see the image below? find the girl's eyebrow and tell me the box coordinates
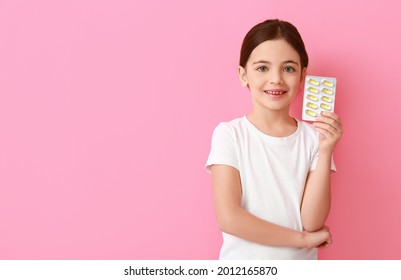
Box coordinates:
[252,60,299,65]
[283,60,299,65]
[252,60,271,65]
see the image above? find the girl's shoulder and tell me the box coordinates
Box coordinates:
[297,119,315,133]
[211,116,249,143]
[217,116,246,127]
[213,116,247,133]
[297,119,320,144]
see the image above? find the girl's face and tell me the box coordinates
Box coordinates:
[239,39,306,114]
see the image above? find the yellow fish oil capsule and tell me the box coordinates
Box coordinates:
[305,110,317,117]
[307,94,318,102]
[320,103,332,111]
[323,80,334,87]
[321,96,333,103]
[322,88,334,95]
[306,102,318,109]
[307,87,319,94]
[308,78,320,86]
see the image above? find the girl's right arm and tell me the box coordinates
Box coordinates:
[211,164,331,249]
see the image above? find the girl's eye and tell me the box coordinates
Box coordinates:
[283,66,295,73]
[257,66,268,72]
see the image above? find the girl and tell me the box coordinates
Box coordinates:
[206,19,342,259]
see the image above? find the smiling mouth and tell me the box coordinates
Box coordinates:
[264,90,287,95]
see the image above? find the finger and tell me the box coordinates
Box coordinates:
[320,111,342,124]
[314,121,342,138]
[317,242,331,249]
[327,234,332,245]
[315,127,342,144]
[315,112,342,130]
[314,115,343,134]
[314,127,332,141]
[313,123,339,138]
[327,232,333,245]
[315,115,342,132]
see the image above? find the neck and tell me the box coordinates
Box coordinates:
[246,108,297,137]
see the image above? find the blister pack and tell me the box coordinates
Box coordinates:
[302,75,336,121]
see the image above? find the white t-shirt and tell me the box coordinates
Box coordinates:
[206,116,335,260]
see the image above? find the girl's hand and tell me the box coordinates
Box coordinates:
[313,111,343,154]
[302,226,332,249]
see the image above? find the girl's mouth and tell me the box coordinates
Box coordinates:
[264,90,287,96]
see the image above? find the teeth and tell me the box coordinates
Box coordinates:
[267,91,284,95]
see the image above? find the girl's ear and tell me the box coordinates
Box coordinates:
[297,68,307,96]
[300,67,307,86]
[238,66,248,87]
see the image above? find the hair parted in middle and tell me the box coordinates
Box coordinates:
[239,19,309,69]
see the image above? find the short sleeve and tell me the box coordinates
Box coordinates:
[205,123,239,173]
[309,126,337,172]
[310,152,337,172]
[308,128,336,172]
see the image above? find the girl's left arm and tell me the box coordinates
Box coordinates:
[301,111,343,232]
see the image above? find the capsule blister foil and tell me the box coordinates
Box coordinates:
[302,75,336,121]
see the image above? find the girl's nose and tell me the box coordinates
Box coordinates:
[269,70,283,84]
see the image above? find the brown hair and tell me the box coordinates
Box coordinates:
[239,19,308,69]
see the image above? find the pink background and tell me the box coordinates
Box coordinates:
[1,0,401,259]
